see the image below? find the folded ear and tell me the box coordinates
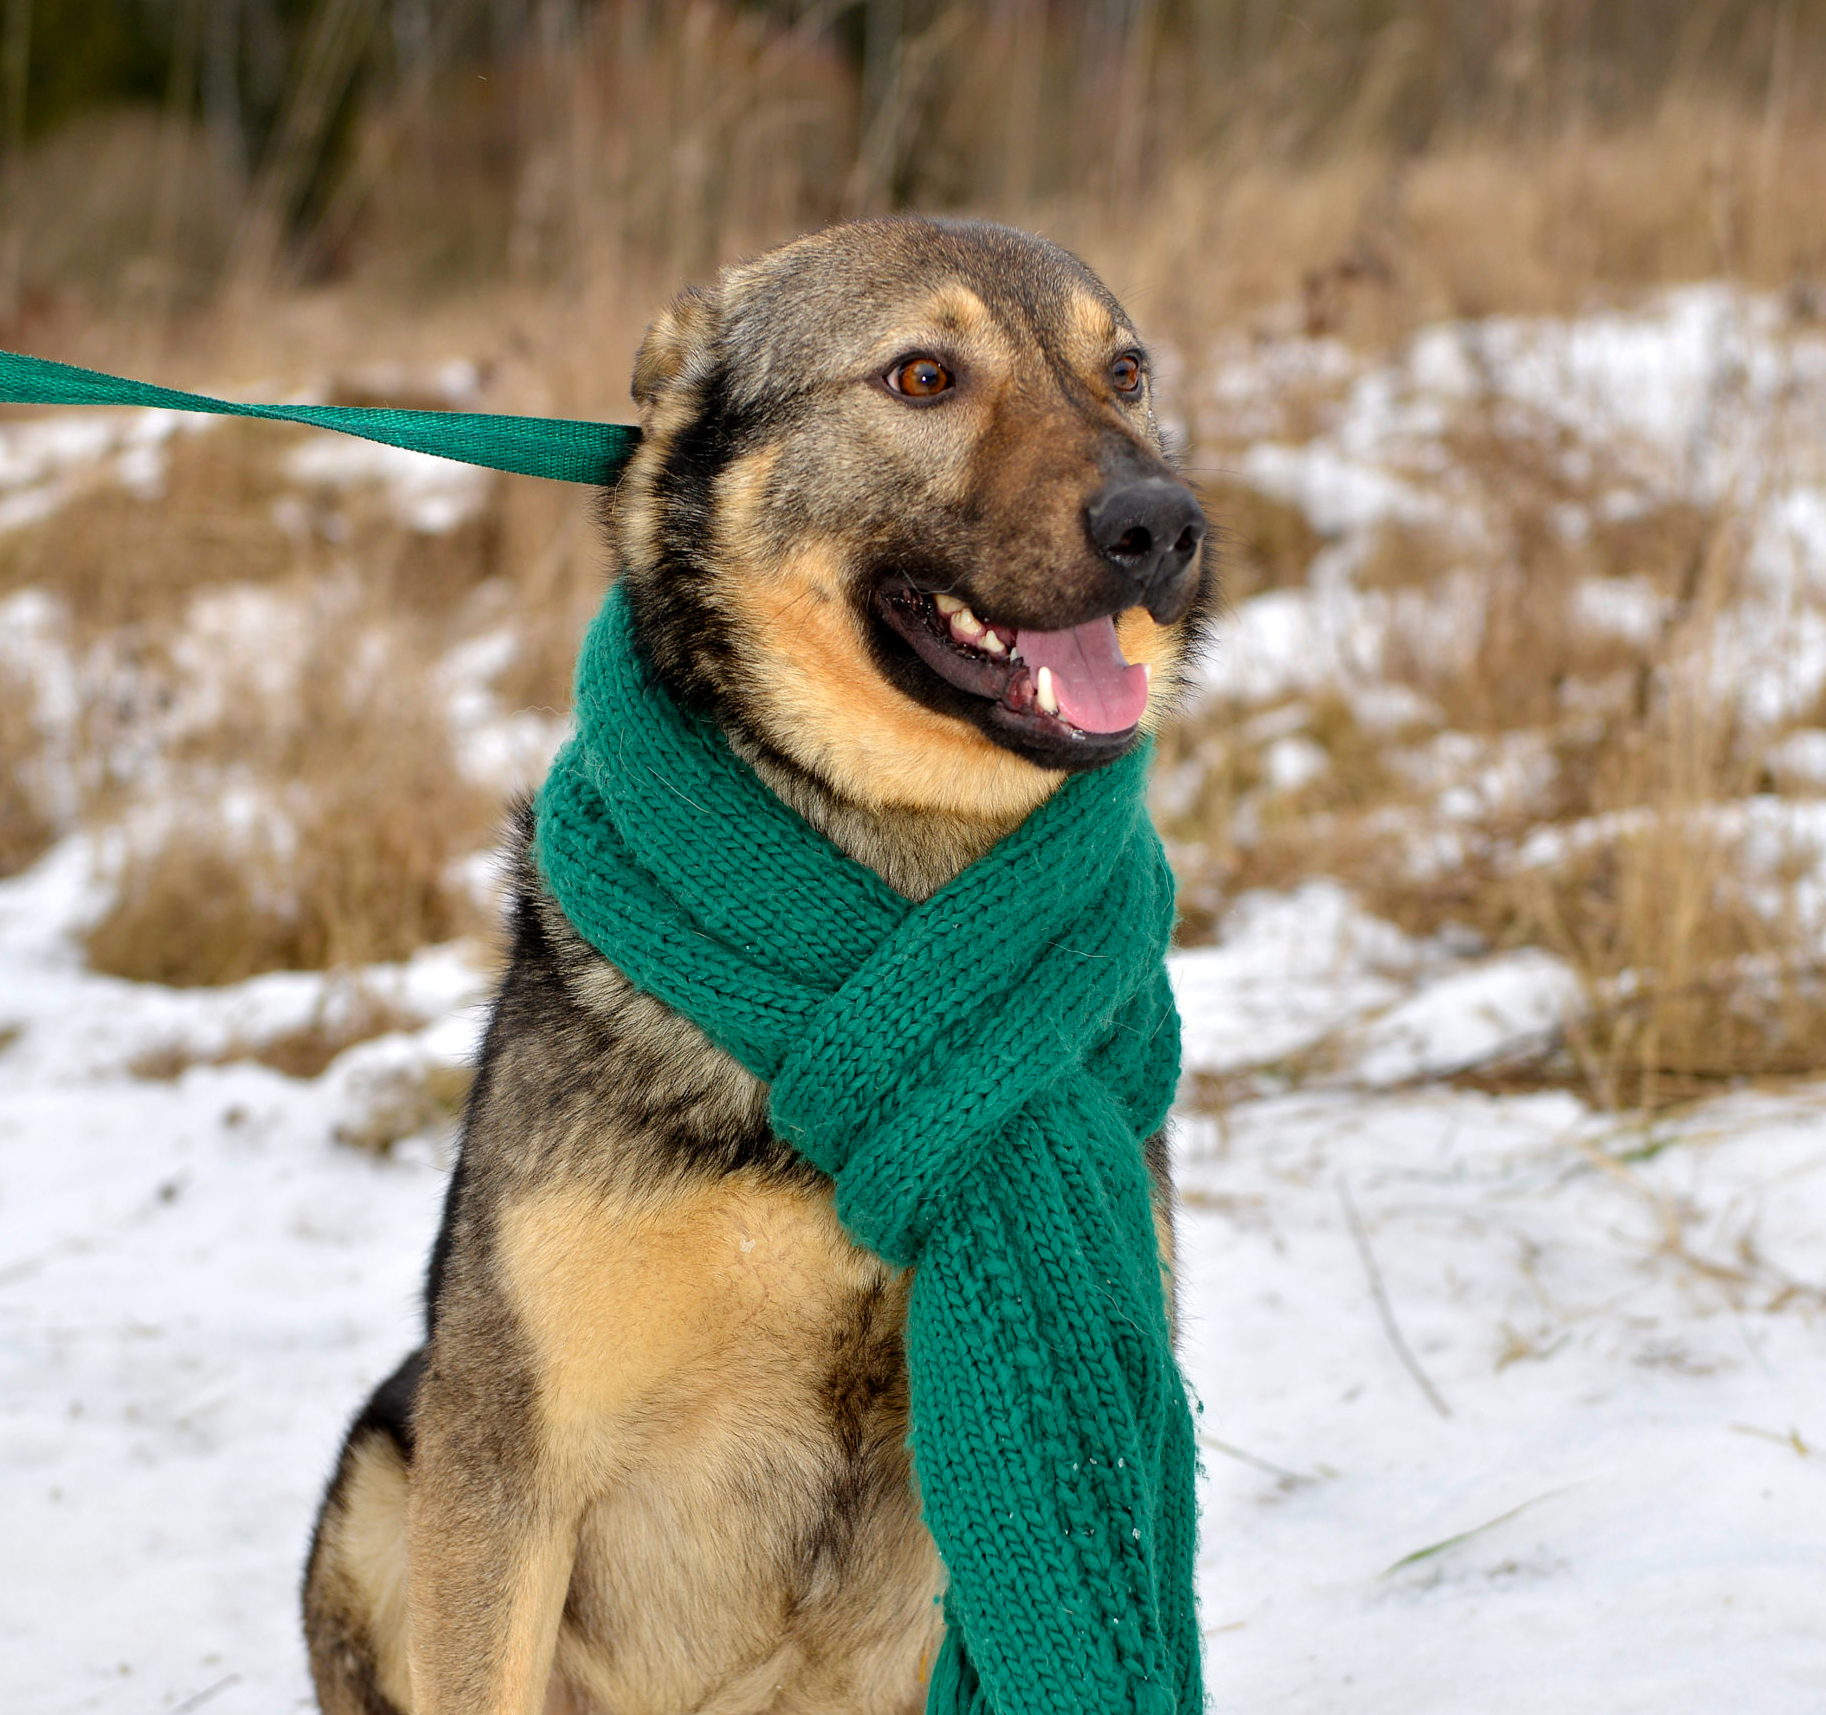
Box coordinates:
[631,285,719,424]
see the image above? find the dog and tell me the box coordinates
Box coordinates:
[302,214,1214,1715]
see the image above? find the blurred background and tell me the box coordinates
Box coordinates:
[6,0,1825,1104]
[7,7,1826,1709]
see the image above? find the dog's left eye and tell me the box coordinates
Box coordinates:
[1111,354,1144,395]
[887,356,953,399]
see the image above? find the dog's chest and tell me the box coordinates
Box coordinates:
[499,1174,943,1714]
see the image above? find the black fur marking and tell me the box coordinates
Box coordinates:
[456,818,818,1197]
[625,357,748,717]
[424,1149,469,1341]
[353,1347,428,1459]
[303,1602,405,1715]
[801,1279,912,1582]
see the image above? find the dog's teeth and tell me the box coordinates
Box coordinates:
[934,593,964,615]
[950,607,984,639]
[980,630,1006,655]
[1036,666,1060,715]
[1009,643,1023,663]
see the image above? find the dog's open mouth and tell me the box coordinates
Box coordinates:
[874,575,1150,753]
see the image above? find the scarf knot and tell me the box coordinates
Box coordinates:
[535,585,1201,1715]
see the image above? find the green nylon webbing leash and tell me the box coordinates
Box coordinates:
[0,348,643,486]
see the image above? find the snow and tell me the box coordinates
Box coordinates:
[1181,1082,1826,1714]
[1,841,487,1715]
[1346,948,1584,1084]
[439,627,569,791]
[6,839,1822,1713]
[1194,576,1379,705]
[1239,441,1442,536]
[1168,882,1416,1076]
[283,434,491,535]
[1768,727,1826,790]
[1193,286,1826,724]
[0,407,215,531]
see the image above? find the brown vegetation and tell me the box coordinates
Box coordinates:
[1161,388,1826,1107]
[80,594,500,986]
[0,668,54,878]
[129,984,423,1081]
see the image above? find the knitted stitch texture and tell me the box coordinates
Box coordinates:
[535,585,1201,1715]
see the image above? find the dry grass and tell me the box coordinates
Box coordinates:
[0,402,579,987]
[11,4,1825,356]
[0,422,305,635]
[1166,380,1826,1107]
[330,1059,476,1157]
[129,985,423,1082]
[1093,100,1826,360]
[0,668,55,878]
[127,979,476,1155]
[1506,591,1826,1108]
[1200,479,1323,605]
[82,621,499,986]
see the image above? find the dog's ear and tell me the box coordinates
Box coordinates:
[632,286,719,425]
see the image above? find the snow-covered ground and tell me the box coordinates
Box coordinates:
[0,841,485,1715]
[1174,911,1826,1711]
[5,288,1826,1712]
[4,842,1822,1713]
[1183,1081,1826,1714]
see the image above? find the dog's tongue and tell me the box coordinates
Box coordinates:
[1014,615,1150,733]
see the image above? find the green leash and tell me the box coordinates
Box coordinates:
[0,347,642,485]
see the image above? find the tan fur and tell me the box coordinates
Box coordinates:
[403,1428,577,1715]
[317,1438,415,1711]
[1066,291,1121,352]
[1116,608,1180,732]
[501,1174,885,1449]
[488,1172,942,1715]
[914,283,993,338]
[720,535,1063,823]
[632,286,718,418]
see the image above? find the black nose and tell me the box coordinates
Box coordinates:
[1084,479,1206,617]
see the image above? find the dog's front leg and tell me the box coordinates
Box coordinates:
[405,1345,576,1715]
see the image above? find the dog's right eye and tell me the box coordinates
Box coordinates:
[886,356,953,399]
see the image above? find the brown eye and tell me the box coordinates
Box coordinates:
[1111,353,1143,395]
[888,356,953,399]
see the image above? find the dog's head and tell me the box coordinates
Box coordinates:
[615,217,1213,825]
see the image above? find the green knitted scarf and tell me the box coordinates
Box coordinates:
[535,585,1200,1715]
